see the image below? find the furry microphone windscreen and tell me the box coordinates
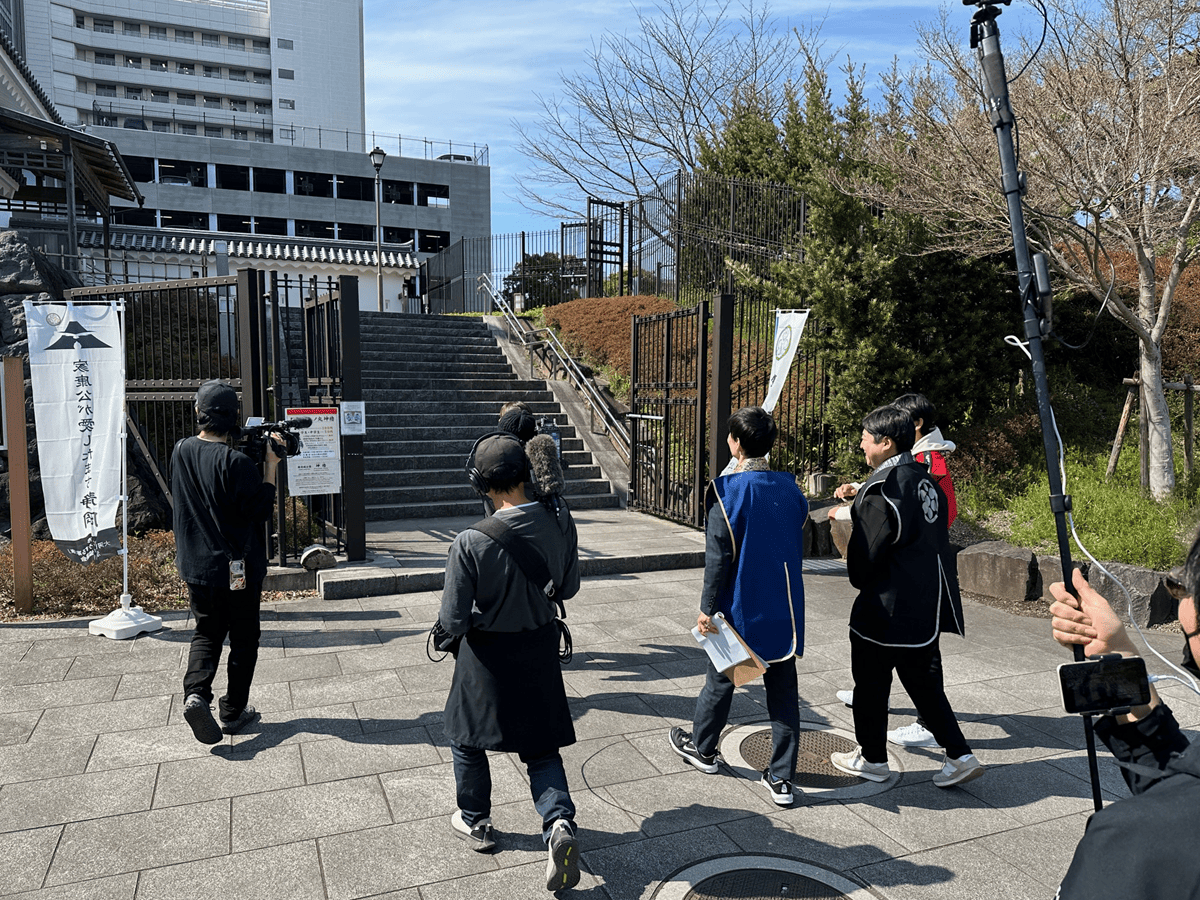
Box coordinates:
[527,434,565,497]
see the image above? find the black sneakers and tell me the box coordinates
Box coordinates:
[450,810,496,852]
[220,705,260,735]
[183,694,222,745]
[668,727,719,774]
[545,818,580,891]
[760,769,794,806]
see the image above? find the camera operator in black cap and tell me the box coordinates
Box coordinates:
[171,380,280,744]
[440,432,582,891]
[1050,528,1200,899]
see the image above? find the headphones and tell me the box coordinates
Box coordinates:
[465,431,526,496]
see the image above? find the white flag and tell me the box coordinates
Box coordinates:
[762,309,809,414]
[24,301,123,565]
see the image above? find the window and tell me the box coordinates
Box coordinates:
[76,14,85,28]
[278,127,295,140]
[339,223,372,242]
[203,95,221,109]
[174,29,193,43]
[278,68,294,80]
[296,220,334,239]
[148,25,167,40]
[384,227,414,245]
[95,114,117,127]
[254,101,270,115]
[252,39,269,53]
[162,209,207,229]
[152,121,170,132]
[203,65,220,78]
[114,208,156,228]
[278,98,294,110]
[124,87,143,100]
[231,129,248,141]
[95,83,116,97]
[229,99,247,112]
[215,165,250,190]
[176,93,195,106]
[123,23,141,37]
[417,183,450,207]
[125,56,141,69]
[228,69,247,82]
[295,172,334,197]
[149,59,167,72]
[217,214,252,233]
[227,37,245,51]
[252,71,270,84]
[205,126,223,138]
[158,160,209,188]
[382,180,414,205]
[276,38,293,50]
[93,18,114,33]
[202,33,220,47]
[179,123,197,135]
[337,175,374,202]
[177,62,194,75]
[253,167,286,193]
[256,132,272,143]
[123,156,154,182]
[94,52,115,66]
[254,216,286,235]
[419,230,451,253]
[151,90,169,103]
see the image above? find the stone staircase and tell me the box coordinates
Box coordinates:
[360,312,622,520]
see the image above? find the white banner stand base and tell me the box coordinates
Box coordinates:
[89,594,163,640]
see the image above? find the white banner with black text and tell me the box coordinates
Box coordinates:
[762,309,810,414]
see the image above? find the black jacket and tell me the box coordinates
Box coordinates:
[1057,703,1199,899]
[847,453,963,647]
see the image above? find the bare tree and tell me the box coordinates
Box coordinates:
[512,0,798,217]
[863,0,1200,499]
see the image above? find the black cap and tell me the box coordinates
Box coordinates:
[474,434,527,482]
[195,380,239,417]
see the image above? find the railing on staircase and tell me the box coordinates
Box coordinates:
[477,273,631,465]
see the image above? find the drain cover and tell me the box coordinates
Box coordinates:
[739,729,862,789]
[684,868,845,899]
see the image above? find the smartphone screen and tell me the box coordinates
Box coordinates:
[1058,657,1151,715]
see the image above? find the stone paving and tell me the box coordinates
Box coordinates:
[2,536,1197,899]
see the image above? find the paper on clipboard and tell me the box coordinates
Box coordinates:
[692,613,768,686]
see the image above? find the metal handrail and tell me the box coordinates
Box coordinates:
[477,274,632,464]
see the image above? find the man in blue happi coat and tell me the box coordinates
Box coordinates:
[668,406,809,806]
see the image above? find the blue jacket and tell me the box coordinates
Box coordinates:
[701,470,807,662]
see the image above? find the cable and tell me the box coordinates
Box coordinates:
[1007,0,1049,84]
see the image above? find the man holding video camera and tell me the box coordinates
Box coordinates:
[1050,531,1200,899]
[171,380,280,744]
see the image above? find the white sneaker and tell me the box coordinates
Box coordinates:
[887,721,940,748]
[836,689,855,707]
[829,746,891,782]
[933,753,985,787]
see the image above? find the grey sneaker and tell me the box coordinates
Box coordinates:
[183,694,222,745]
[668,726,718,774]
[220,705,260,735]
[887,721,940,748]
[545,818,580,891]
[933,753,985,788]
[830,746,891,782]
[450,809,496,852]
[836,689,855,707]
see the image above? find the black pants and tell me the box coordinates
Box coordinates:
[850,632,969,763]
[693,655,800,781]
[183,581,262,721]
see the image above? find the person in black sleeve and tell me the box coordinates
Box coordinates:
[440,433,582,892]
[171,380,279,744]
[1050,529,1200,900]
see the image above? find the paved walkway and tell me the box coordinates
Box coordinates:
[1,551,1196,898]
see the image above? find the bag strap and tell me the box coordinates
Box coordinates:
[469,514,565,618]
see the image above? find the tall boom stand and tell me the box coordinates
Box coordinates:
[967,0,1103,811]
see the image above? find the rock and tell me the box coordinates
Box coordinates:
[0,232,82,297]
[1088,561,1175,628]
[0,292,42,344]
[300,544,337,571]
[1034,554,1088,602]
[957,541,1038,602]
[806,472,838,496]
[805,501,838,557]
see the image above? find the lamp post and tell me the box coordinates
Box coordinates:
[368,146,387,311]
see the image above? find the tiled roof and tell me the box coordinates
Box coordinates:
[77,231,419,269]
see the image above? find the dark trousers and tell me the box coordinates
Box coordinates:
[183,581,262,721]
[450,742,575,843]
[693,655,800,782]
[850,632,969,763]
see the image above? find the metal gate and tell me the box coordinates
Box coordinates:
[628,301,709,526]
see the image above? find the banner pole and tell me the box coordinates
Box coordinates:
[3,357,32,614]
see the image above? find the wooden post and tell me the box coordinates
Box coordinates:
[1106,376,1138,480]
[4,358,32,613]
[1186,373,1194,477]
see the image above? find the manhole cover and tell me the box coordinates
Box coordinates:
[739,729,862,789]
[684,868,845,899]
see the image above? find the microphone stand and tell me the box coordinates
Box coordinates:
[965,0,1103,812]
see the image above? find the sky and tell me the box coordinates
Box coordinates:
[360,1,1046,237]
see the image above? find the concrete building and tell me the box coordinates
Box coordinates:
[12,0,491,309]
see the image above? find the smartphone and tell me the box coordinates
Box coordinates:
[1058,656,1150,715]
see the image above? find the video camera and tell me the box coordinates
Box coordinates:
[237,416,312,464]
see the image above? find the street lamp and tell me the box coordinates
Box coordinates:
[368,146,387,311]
